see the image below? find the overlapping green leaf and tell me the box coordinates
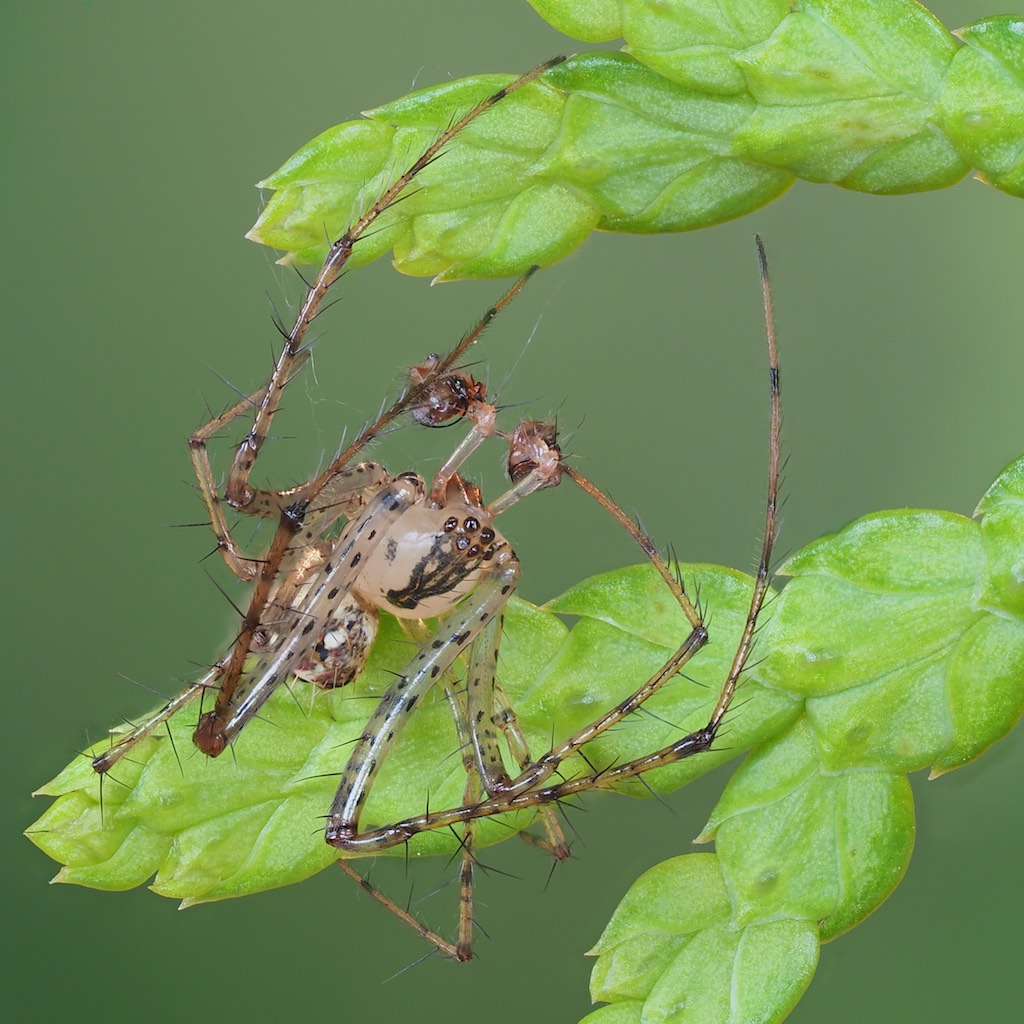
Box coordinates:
[585,855,818,1024]
[249,1,1023,276]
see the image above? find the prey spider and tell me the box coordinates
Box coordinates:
[91,54,781,962]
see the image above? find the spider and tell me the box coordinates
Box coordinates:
[90,53,780,961]
[89,56,588,955]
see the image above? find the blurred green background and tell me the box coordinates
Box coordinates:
[6,2,1022,1021]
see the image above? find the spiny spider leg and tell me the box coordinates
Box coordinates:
[323,237,781,856]
[336,680,487,964]
[188,382,273,583]
[466,617,571,858]
[188,348,315,587]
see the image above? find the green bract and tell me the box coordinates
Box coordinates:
[248,0,1023,277]
[583,451,1024,1023]
[28,453,1024,1023]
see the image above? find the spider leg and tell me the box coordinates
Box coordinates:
[187,350,322,581]
[332,621,709,853]
[336,735,484,965]
[466,617,570,858]
[91,665,221,774]
[336,859,469,962]
[442,677,484,958]
[188,383,270,581]
[448,455,710,803]
[454,761,483,961]
[334,676,483,961]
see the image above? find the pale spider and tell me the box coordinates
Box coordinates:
[91,57,582,956]
[91,54,781,961]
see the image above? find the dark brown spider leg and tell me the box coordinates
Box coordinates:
[315,237,783,852]
[224,59,563,514]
